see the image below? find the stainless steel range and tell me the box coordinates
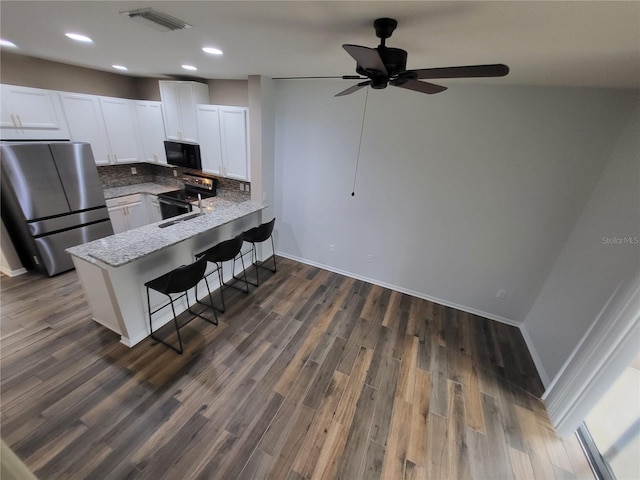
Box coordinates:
[157,173,217,220]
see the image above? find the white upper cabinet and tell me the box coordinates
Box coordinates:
[159,81,209,143]
[220,107,249,181]
[134,101,167,165]
[99,97,140,164]
[1,84,70,140]
[196,105,223,176]
[59,93,111,165]
[60,92,141,165]
[196,104,250,181]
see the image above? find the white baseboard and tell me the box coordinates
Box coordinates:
[277,251,553,387]
[0,266,27,277]
[276,251,521,327]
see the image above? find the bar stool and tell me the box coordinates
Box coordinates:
[242,218,276,286]
[145,256,217,354]
[195,233,249,313]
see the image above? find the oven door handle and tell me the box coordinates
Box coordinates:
[158,196,190,208]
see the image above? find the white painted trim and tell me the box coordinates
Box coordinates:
[519,325,551,387]
[277,251,520,327]
[0,266,27,277]
[542,273,640,437]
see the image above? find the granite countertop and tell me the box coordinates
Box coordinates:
[103,183,178,199]
[68,197,267,268]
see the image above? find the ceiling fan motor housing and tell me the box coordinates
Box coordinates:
[377,47,407,76]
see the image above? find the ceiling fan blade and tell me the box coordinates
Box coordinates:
[394,79,447,95]
[274,76,348,79]
[411,64,510,79]
[335,81,371,97]
[343,44,387,75]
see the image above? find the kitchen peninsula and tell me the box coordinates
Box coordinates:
[67,195,266,347]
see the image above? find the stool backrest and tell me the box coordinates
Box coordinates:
[164,256,208,294]
[201,233,244,263]
[247,218,275,243]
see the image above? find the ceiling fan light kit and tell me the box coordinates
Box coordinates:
[336,17,510,97]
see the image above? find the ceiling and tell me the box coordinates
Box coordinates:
[1,1,639,89]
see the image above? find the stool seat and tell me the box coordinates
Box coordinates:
[242,218,276,286]
[195,233,249,313]
[145,256,217,354]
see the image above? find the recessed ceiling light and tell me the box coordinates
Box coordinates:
[0,39,18,48]
[202,47,223,55]
[112,65,128,71]
[181,65,197,71]
[65,33,93,43]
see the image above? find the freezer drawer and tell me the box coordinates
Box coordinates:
[28,207,110,236]
[34,219,114,275]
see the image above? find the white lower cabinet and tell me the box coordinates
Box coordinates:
[196,104,249,181]
[145,195,162,223]
[107,194,149,234]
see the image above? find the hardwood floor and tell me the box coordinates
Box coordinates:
[1,257,594,479]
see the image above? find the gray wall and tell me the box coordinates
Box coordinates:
[1,52,249,106]
[523,100,640,383]
[273,80,636,343]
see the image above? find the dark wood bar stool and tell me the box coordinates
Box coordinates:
[242,218,276,286]
[145,256,217,354]
[195,233,249,313]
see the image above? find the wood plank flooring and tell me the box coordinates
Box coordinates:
[1,257,595,479]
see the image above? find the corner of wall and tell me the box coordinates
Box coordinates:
[518,323,551,387]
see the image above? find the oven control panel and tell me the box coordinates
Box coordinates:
[183,174,215,192]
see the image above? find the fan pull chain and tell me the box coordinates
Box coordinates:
[351,87,369,197]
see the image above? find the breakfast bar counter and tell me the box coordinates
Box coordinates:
[67,197,266,347]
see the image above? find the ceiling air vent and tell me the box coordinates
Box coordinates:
[120,8,192,32]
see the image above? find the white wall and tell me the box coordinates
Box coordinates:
[273,80,636,328]
[0,219,26,277]
[523,100,640,384]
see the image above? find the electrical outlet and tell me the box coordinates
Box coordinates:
[239,184,244,191]
[245,183,250,192]
[496,289,507,299]
[329,244,335,253]
[131,167,137,175]
[173,169,178,177]
[367,254,374,263]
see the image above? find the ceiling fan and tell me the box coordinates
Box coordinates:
[333,18,509,97]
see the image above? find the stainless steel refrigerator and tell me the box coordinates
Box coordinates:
[1,142,114,276]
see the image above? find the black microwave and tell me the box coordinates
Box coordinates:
[164,141,202,170]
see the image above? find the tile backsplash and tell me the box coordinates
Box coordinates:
[97,163,251,200]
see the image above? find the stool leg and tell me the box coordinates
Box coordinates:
[239,252,249,292]
[147,287,153,337]
[270,236,277,273]
[204,277,218,325]
[168,296,184,354]
[232,255,249,293]
[217,262,226,313]
[253,242,260,286]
